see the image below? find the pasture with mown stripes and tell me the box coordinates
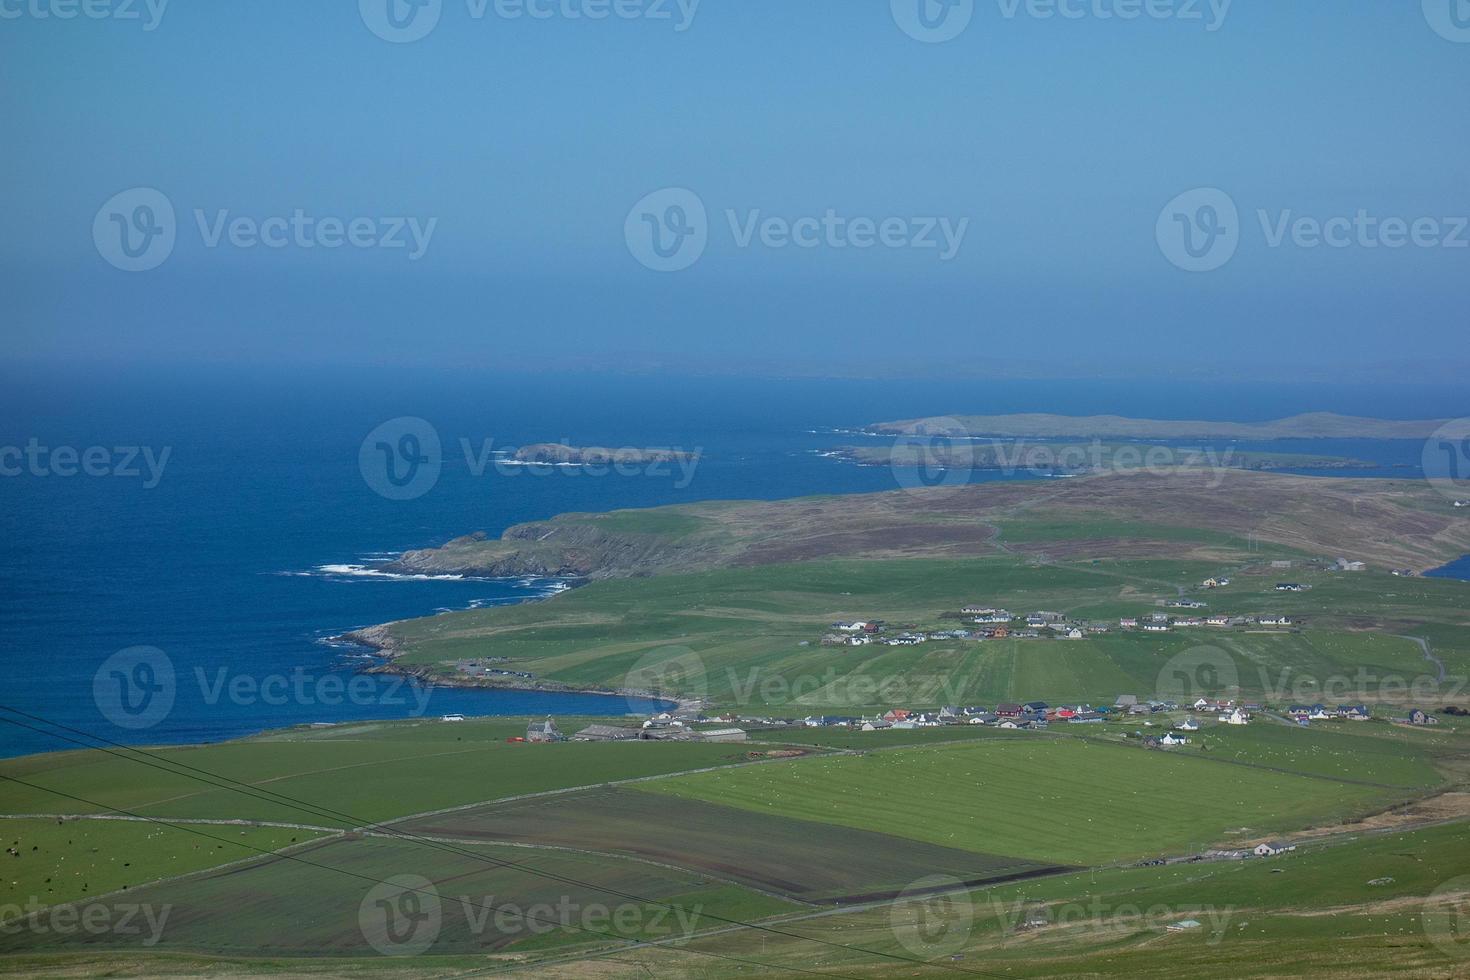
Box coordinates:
[640,737,1404,866]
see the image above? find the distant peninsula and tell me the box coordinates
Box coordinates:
[864,412,1449,441]
[829,443,1378,473]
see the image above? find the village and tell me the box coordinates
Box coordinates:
[483,691,1439,751]
[820,580,1303,649]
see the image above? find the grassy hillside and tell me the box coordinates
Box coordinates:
[378,470,1470,580]
[379,554,1470,711]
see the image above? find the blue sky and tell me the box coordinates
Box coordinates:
[4,1,1467,379]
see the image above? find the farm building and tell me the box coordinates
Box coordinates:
[699,728,748,742]
[1253,841,1297,857]
[572,724,643,741]
[526,718,564,742]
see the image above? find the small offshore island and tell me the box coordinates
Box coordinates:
[509,443,699,466]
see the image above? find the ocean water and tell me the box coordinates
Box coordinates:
[1,365,1464,759]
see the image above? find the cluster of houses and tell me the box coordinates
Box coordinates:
[1285,703,1371,724]
[474,695,1438,750]
[823,596,1305,647]
[454,658,536,681]
[774,696,1224,735]
[1119,612,1295,632]
[823,611,1096,646]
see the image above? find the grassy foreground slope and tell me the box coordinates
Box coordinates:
[611,821,1470,979]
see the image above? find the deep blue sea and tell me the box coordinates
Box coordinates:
[1,365,1465,759]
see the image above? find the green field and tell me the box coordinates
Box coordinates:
[0,819,320,915]
[0,835,797,957]
[0,728,756,827]
[641,737,1404,865]
[382,554,1470,714]
[396,785,1056,902]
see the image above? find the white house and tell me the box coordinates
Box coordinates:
[1176,717,1199,732]
[1219,707,1249,726]
[1253,841,1296,857]
[1160,732,1190,746]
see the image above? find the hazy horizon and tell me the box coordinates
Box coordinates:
[6,3,1469,382]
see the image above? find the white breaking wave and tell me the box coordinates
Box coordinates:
[314,563,472,581]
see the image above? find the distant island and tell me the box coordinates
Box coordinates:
[511,444,699,465]
[829,443,1378,473]
[864,412,1449,441]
